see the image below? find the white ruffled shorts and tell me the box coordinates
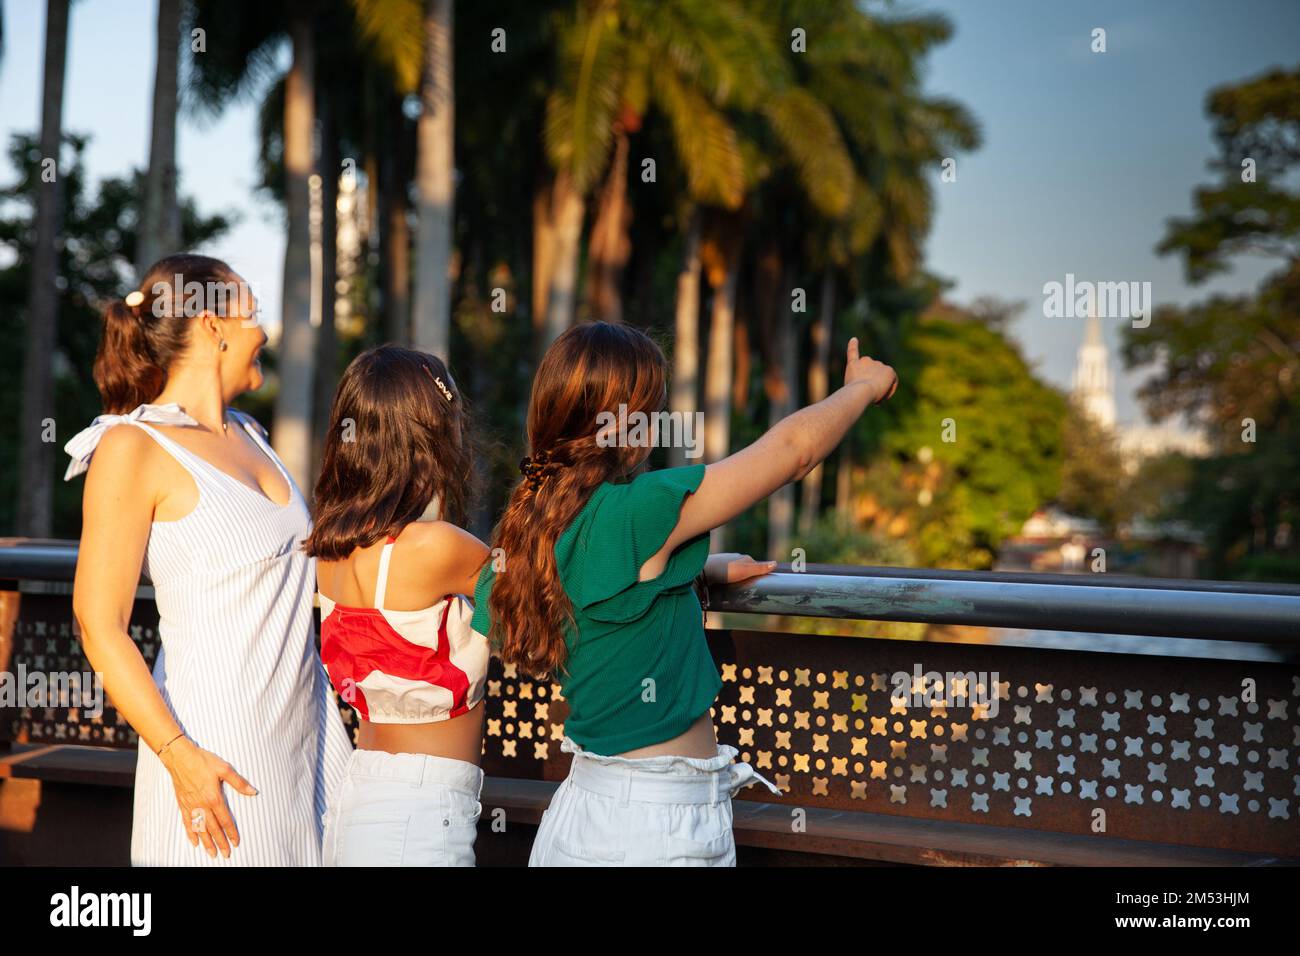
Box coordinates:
[528,736,781,867]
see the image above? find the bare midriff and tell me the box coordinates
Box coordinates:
[612,711,718,760]
[356,698,486,766]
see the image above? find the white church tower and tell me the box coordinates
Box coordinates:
[1072,310,1115,429]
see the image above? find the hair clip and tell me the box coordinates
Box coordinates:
[124,290,145,309]
[422,363,455,402]
[519,449,554,491]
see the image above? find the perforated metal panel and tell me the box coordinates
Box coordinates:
[5,591,1296,857]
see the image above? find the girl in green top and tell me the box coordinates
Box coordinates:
[473,321,897,866]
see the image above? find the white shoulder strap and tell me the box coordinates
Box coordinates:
[374,540,396,610]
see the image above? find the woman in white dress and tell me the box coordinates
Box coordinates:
[66,253,352,865]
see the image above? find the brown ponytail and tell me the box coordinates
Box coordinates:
[93,253,240,413]
[489,322,668,677]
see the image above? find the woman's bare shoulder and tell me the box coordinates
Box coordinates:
[86,423,162,476]
[403,520,487,555]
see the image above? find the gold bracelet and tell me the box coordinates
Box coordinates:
[156,732,185,757]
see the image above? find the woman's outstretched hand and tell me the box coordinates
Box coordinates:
[704,552,779,585]
[844,336,898,404]
[159,736,258,859]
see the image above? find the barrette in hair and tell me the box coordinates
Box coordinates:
[519,449,554,491]
[124,290,145,309]
[422,364,455,403]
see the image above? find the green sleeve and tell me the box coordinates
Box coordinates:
[559,464,710,624]
[470,562,495,639]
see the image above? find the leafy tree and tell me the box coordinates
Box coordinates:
[846,301,1067,569]
[1124,67,1300,580]
[1057,402,1129,533]
[0,133,229,536]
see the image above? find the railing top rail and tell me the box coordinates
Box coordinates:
[707,566,1300,645]
[4,539,1298,645]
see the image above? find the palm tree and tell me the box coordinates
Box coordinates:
[16,0,70,537]
[410,0,454,359]
[538,0,775,342]
[137,0,183,275]
[739,0,978,535]
[274,8,319,492]
[188,0,322,492]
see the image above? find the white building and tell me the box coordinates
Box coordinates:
[1071,312,1115,429]
[1069,311,1207,472]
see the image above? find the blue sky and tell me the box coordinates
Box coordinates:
[0,0,287,324]
[2,0,1297,425]
[915,0,1299,422]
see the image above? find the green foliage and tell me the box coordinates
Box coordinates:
[851,305,1067,569]
[1124,66,1300,581]
[0,133,229,536]
[1057,402,1129,532]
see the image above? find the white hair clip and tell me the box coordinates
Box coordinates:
[434,376,455,403]
[124,290,145,308]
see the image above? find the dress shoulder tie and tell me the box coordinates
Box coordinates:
[63,402,200,481]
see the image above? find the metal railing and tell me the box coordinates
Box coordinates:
[6,540,1298,644]
[3,539,1298,863]
[706,563,1300,645]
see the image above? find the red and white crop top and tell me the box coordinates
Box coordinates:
[319,534,489,723]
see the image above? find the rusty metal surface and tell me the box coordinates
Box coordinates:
[711,629,1299,857]
[4,591,1296,858]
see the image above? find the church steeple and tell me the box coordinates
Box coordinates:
[1072,308,1115,429]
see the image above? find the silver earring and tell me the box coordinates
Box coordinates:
[219,339,228,352]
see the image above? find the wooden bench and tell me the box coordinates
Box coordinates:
[2,742,1289,867]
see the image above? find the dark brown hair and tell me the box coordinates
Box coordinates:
[304,346,475,561]
[489,322,667,677]
[94,254,242,413]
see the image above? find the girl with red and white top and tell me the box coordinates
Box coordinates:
[306,346,490,866]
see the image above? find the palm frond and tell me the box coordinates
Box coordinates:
[349,0,424,95]
[652,67,746,208]
[761,86,854,217]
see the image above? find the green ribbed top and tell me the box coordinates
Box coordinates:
[472,464,718,755]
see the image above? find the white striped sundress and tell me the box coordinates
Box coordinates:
[64,403,353,866]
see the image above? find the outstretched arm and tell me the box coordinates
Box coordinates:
[657,337,896,561]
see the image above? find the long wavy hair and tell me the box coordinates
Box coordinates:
[304,346,476,561]
[489,322,668,678]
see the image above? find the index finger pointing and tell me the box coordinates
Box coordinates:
[847,337,860,363]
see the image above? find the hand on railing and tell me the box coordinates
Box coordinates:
[158,736,258,859]
[704,552,778,586]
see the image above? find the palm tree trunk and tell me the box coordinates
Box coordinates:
[137,0,181,275]
[531,169,555,340]
[382,91,411,344]
[411,0,454,360]
[16,0,69,537]
[703,215,742,551]
[545,168,585,345]
[834,430,854,528]
[799,266,835,533]
[668,210,701,468]
[311,99,339,492]
[272,11,317,494]
[731,314,750,412]
[586,127,630,323]
[766,270,797,559]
